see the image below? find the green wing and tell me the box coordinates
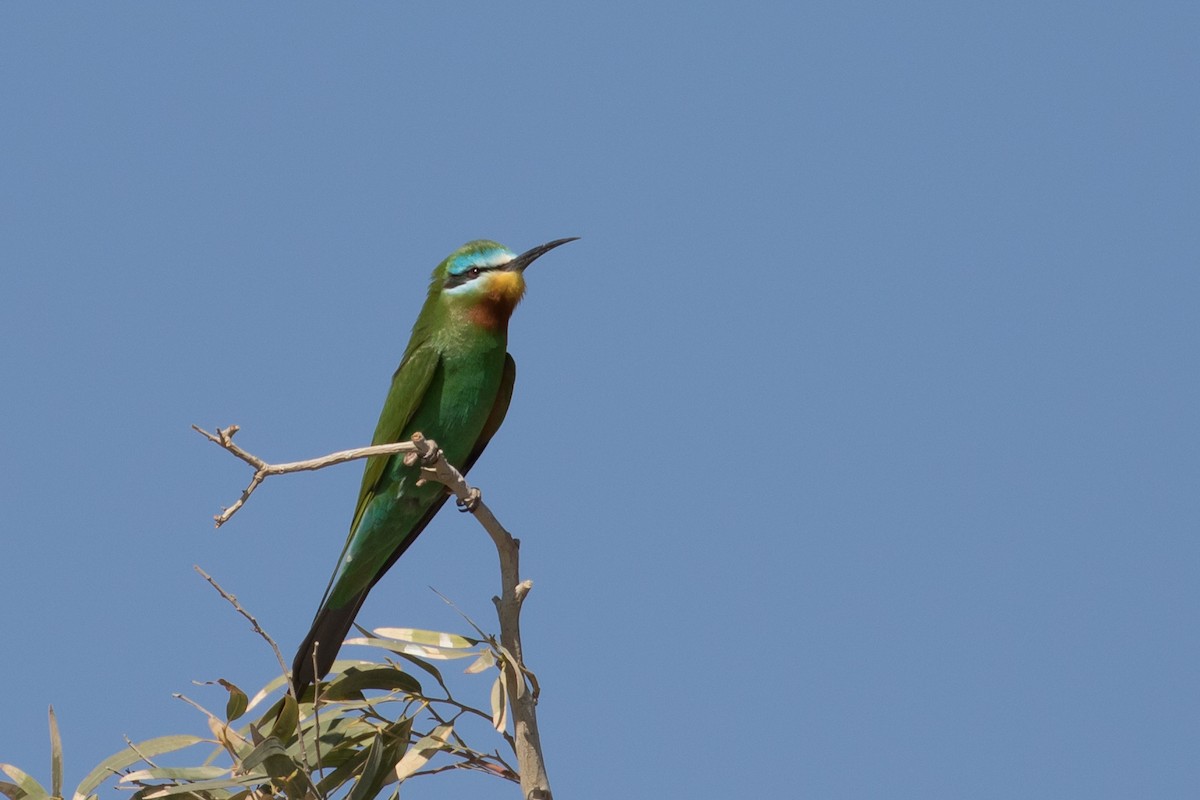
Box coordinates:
[310,343,440,610]
[365,352,515,586]
[291,350,513,693]
[353,344,441,522]
[463,352,516,473]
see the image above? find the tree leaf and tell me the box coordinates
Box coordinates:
[314,742,370,796]
[236,737,286,773]
[244,737,309,800]
[0,781,29,800]
[490,676,508,733]
[270,695,299,743]
[322,667,422,701]
[46,707,62,800]
[344,637,480,661]
[217,680,249,722]
[72,736,206,800]
[292,713,377,767]
[242,660,375,715]
[464,650,495,674]
[139,773,265,799]
[391,724,453,783]
[0,767,47,800]
[371,628,478,649]
[243,674,291,716]
[345,735,386,800]
[120,767,229,783]
[393,652,445,684]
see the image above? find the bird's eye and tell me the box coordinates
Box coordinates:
[467,267,482,278]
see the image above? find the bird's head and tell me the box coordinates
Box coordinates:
[430,238,578,330]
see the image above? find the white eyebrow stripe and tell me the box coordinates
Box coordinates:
[476,252,514,268]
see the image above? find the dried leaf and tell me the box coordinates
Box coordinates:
[345,637,481,661]
[391,724,453,783]
[47,707,62,800]
[490,676,508,733]
[464,651,496,674]
[371,628,477,649]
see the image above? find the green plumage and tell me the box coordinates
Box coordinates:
[291,238,574,693]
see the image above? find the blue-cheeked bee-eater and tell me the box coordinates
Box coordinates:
[291,237,578,693]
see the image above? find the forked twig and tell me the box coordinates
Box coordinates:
[192,424,422,527]
[196,424,554,799]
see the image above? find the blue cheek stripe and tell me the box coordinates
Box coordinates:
[449,247,515,276]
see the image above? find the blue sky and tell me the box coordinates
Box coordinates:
[2,2,1197,797]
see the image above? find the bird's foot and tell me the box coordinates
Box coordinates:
[404,433,443,468]
[456,487,482,512]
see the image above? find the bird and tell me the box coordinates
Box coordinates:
[291,237,578,694]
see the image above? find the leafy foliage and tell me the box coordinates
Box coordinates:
[1,627,527,800]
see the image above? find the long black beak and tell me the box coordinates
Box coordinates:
[506,237,580,272]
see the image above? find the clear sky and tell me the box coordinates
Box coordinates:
[2,2,1197,798]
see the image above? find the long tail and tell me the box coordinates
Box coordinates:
[290,590,368,695]
[291,491,458,694]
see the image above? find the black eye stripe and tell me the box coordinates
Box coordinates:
[443,264,497,289]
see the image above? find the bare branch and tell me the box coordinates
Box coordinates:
[192,424,421,527]
[413,441,554,800]
[194,565,290,677]
[197,424,554,799]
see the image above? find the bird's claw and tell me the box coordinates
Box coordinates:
[404,434,443,468]
[456,487,482,513]
[417,441,442,467]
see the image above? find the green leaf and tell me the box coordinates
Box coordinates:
[121,767,229,783]
[217,680,249,722]
[314,744,370,796]
[323,667,422,701]
[270,695,299,742]
[245,737,310,800]
[294,713,376,764]
[244,735,310,797]
[372,715,415,791]
[239,738,287,772]
[72,735,206,800]
[345,735,386,800]
[0,768,47,800]
[382,716,414,753]
[139,773,265,799]
[46,707,62,800]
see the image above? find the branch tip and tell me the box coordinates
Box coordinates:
[194,421,552,796]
